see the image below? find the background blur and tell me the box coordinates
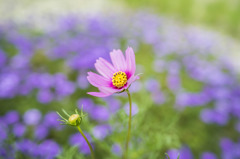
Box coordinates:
[0,0,240,159]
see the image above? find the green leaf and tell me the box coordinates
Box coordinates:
[177,154,180,159]
[165,153,170,159]
[80,105,84,116]
[74,109,78,114]
[62,109,70,117]
[56,111,67,122]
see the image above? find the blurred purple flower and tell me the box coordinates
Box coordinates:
[13,123,26,137]
[235,142,240,158]
[200,108,228,125]
[111,143,122,156]
[168,61,180,75]
[167,146,193,159]
[0,148,7,158]
[220,138,234,152]
[167,149,179,159]
[200,152,217,159]
[90,105,110,122]
[151,90,166,104]
[145,78,160,92]
[0,122,7,142]
[3,111,19,125]
[37,73,54,89]
[92,124,111,140]
[54,74,75,98]
[0,73,20,98]
[37,89,54,104]
[213,111,229,125]
[10,54,29,69]
[214,100,230,113]
[105,98,121,114]
[16,139,38,156]
[176,92,210,108]
[231,97,240,118]
[23,109,42,125]
[124,102,138,116]
[200,109,216,124]
[24,73,40,89]
[128,81,142,93]
[167,74,181,91]
[19,83,34,95]
[220,138,235,158]
[77,74,89,89]
[9,33,33,55]
[35,124,48,140]
[153,60,166,73]
[77,98,95,114]
[38,140,61,158]
[0,146,15,159]
[220,138,240,159]
[43,112,61,129]
[211,87,230,100]
[179,146,193,159]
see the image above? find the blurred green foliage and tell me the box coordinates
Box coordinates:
[121,0,240,38]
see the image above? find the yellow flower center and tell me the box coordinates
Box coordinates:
[112,71,127,88]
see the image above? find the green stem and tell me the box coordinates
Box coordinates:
[123,89,132,159]
[77,126,95,159]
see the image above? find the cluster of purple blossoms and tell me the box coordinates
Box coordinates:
[0,110,62,158]
[167,138,240,159]
[167,146,218,159]
[0,11,240,158]
[220,138,240,158]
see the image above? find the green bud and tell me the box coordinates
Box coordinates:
[57,107,87,127]
[68,114,81,126]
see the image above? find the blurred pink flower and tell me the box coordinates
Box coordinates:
[87,47,139,97]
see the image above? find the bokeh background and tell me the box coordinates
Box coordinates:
[0,0,240,159]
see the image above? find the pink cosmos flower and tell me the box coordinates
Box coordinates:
[87,47,139,97]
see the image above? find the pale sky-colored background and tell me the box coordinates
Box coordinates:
[0,0,125,20]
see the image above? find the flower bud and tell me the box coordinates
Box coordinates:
[68,114,81,126]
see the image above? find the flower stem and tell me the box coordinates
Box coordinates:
[123,89,132,159]
[77,126,95,159]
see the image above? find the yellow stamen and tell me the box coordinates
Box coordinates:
[112,71,127,88]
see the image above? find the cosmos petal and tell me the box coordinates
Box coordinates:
[95,58,116,79]
[87,92,110,97]
[87,72,111,88]
[110,49,127,72]
[99,87,119,95]
[125,47,136,78]
[87,86,119,97]
[126,75,139,88]
[88,47,138,98]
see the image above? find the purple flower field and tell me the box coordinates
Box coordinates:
[0,12,240,159]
